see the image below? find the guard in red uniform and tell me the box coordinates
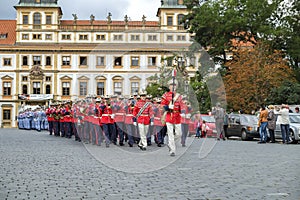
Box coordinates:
[153,98,167,147]
[133,91,153,150]
[112,95,126,146]
[100,95,114,147]
[125,97,135,147]
[180,97,192,147]
[46,104,55,135]
[161,79,184,156]
[63,102,73,138]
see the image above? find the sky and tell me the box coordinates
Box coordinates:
[0,0,161,21]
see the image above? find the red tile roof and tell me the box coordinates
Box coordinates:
[0,20,16,45]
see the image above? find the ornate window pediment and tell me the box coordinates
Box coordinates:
[78,75,90,80]
[60,75,72,80]
[1,75,13,80]
[95,75,107,80]
[129,76,141,81]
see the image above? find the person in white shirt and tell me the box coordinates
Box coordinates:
[276,104,291,144]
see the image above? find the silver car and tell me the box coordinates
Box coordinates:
[274,113,300,144]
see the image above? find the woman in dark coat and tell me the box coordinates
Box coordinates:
[267,105,276,143]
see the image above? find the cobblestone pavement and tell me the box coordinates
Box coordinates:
[0,128,299,200]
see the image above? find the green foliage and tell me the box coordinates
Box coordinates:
[267,81,300,105]
[145,83,168,98]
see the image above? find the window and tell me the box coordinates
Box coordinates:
[62,34,71,40]
[33,82,41,94]
[62,56,71,65]
[22,34,29,40]
[62,82,70,96]
[45,76,51,81]
[79,56,87,65]
[46,34,52,40]
[167,35,173,41]
[79,82,87,96]
[33,56,41,65]
[45,56,51,66]
[3,58,11,66]
[23,15,28,24]
[130,35,140,41]
[113,34,123,41]
[131,82,139,94]
[3,82,11,96]
[22,56,28,65]
[79,35,88,40]
[167,16,173,26]
[96,56,105,66]
[46,15,52,25]
[33,12,41,29]
[178,14,184,25]
[167,59,173,66]
[96,82,105,96]
[190,57,196,66]
[22,85,28,94]
[3,110,11,120]
[22,76,28,82]
[114,82,122,95]
[148,35,157,41]
[0,33,8,39]
[131,57,139,66]
[45,85,51,94]
[177,35,186,41]
[33,34,42,40]
[114,57,122,66]
[96,34,106,40]
[148,57,156,66]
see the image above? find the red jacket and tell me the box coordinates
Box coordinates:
[161,91,184,124]
[133,99,153,125]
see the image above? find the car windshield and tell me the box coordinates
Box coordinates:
[241,115,258,125]
[290,115,300,123]
[201,115,215,123]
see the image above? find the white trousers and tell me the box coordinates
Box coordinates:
[138,124,149,148]
[166,122,182,154]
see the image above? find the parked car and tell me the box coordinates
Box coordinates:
[274,113,300,144]
[227,114,260,140]
[188,114,217,137]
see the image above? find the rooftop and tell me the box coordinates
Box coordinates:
[0,20,16,45]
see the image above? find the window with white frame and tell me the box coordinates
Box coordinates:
[22,34,29,40]
[131,82,139,94]
[167,16,173,26]
[113,34,123,41]
[22,85,28,94]
[46,34,52,40]
[33,82,41,94]
[177,35,186,41]
[114,57,122,66]
[33,56,41,65]
[96,82,105,96]
[148,57,156,66]
[62,34,71,40]
[46,56,51,66]
[148,35,157,41]
[130,35,140,41]
[62,82,70,96]
[33,12,41,29]
[79,56,87,65]
[45,85,51,94]
[113,82,122,95]
[62,56,71,65]
[79,82,87,96]
[23,15,28,24]
[167,35,173,41]
[46,15,52,25]
[3,58,11,66]
[96,56,105,66]
[131,57,139,66]
[96,34,106,40]
[33,34,42,40]
[3,82,11,96]
[79,34,88,40]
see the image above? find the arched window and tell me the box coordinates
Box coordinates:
[45,85,51,94]
[22,56,28,66]
[33,12,41,29]
[22,85,28,94]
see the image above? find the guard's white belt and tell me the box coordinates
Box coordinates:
[102,114,110,116]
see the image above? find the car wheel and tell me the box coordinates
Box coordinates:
[241,130,248,141]
[289,130,298,144]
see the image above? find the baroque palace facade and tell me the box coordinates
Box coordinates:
[0,0,199,128]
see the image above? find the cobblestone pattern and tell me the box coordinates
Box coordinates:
[0,128,299,200]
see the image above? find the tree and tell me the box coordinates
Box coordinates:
[267,81,300,105]
[224,43,296,113]
[183,0,298,67]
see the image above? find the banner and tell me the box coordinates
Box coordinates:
[18,94,53,100]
